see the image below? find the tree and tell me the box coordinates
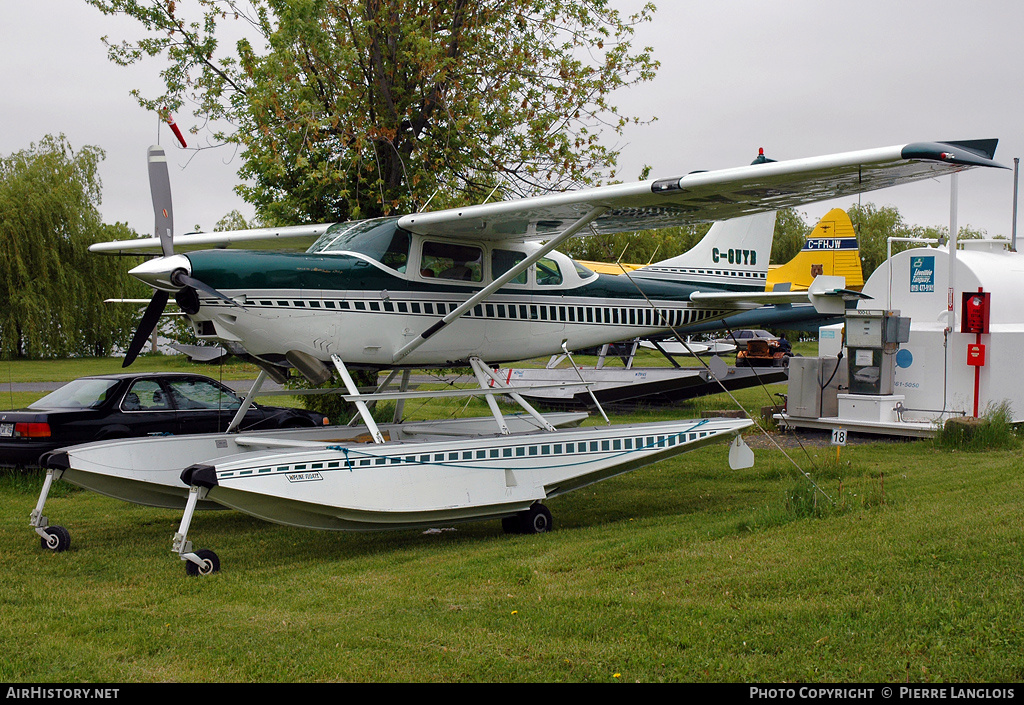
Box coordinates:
[560,223,711,265]
[86,0,659,224]
[558,206,810,269]
[770,208,810,265]
[0,135,147,358]
[846,202,955,278]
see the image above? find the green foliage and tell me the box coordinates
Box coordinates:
[934,401,1019,452]
[0,135,147,358]
[86,0,660,224]
[770,208,810,265]
[560,222,710,264]
[562,207,810,269]
[283,367,380,424]
[213,209,258,232]
[847,202,919,278]
[848,203,995,280]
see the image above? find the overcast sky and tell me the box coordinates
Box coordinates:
[2,0,1022,241]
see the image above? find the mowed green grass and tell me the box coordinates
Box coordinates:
[1,355,1022,682]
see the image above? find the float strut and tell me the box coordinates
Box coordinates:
[29,467,62,538]
[173,485,206,568]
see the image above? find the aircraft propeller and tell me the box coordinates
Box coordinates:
[122,145,239,367]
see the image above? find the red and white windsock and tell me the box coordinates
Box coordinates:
[163,108,188,149]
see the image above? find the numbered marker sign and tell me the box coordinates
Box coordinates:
[831,428,848,446]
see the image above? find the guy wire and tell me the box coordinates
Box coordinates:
[607,242,833,504]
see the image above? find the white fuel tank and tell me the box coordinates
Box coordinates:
[860,241,1024,422]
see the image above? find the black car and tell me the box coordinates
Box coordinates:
[0,372,330,468]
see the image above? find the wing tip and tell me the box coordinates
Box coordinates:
[902,139,1006,169]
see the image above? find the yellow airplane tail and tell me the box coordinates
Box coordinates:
[766,208,864,291]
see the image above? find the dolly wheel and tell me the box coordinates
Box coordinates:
[185,548,220,577]
[40,525,71,552]
[519,504,553,534]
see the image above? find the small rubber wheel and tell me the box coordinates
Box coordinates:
[518,504,553,534]
[185,548,220,577]
[40,525,71,552]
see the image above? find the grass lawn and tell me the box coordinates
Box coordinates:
[0,353,266,384]
[0,354,1021,682]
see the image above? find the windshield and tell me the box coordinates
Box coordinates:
[29,378,121,409]
[307,217,410,271]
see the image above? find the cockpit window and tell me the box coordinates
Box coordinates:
[421,242,483,282]
[492,249,527,284]
[573,260,596,279]
[307,217,410,272]
[535,257,563,286]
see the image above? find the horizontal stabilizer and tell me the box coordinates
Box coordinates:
[688,274,870,314]
[807,275,870,314]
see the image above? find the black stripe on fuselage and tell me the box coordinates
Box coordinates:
[199,293,731,330]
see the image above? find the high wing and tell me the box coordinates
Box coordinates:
[399,140,1003,241]
[89,223,333,256]
[90,139,1002,256]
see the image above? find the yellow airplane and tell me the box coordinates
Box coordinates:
[767,208,863,291]
[580,208,863,292]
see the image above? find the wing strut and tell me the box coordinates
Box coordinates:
[391,206,610,364]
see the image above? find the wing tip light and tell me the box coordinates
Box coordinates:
[901,139,1006,169]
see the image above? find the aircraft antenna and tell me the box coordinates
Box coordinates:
[418,188,440,213]
[481,173,509,205]
[615,241,630,264]
[645,243,661,266]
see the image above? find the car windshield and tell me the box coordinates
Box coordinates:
[28,378,121,409]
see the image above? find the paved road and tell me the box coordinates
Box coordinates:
[0,379,284,395]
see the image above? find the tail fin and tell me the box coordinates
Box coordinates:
[629,211,777,291]
[766,208,863,291]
